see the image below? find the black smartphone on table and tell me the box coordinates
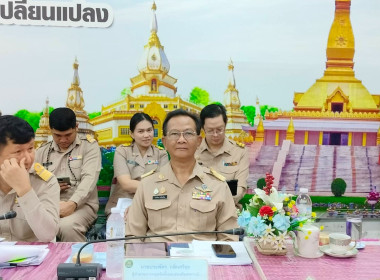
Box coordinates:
[211,244,236,258]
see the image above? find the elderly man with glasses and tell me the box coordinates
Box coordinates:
[125,109,238,242]
[195,104,249,208]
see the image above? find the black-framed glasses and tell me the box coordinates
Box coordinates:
[166,130,197,140]
[204,127,225,136]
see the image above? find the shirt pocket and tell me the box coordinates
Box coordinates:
[68,157,83,179]
[145,200,172,231]
[189,200,217,231]
[219,165,239,180]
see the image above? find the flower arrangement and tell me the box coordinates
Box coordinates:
[238,173,316,253]
[366,186,379,211]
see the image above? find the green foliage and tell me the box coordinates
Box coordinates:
[260,105,278,119]
[121,87,132,97]
[14,109,42,132]
[331,178,347,197]
[189,87,210,106]
[257,178,266,190]
[212,101,222,106]
[241,106,256,126]
[97,148,115,186]
[88,112,101,119]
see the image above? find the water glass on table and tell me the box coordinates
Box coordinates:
[346,213,363,249]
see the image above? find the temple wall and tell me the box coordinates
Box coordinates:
[265,130,276,145]
[308,131,320,145]
[352,132,362,146]
[294,131,304,144]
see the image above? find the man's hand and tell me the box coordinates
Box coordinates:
[59,183,71,192]
[60,201,77,218]
[0,158,32,197]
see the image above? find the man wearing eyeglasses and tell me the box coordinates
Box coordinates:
[195,104,249,207]
[125,109,238,241]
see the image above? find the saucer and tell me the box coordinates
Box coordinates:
[295,250,324,259]
[319,245,358,258]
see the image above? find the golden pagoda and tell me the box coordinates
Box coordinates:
[34,97,50,148]
[66,57,95,136]
[223,59,248,139]
[91,2,201,147]
[251,0,380,147]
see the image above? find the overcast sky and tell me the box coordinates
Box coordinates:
[1,0,380,115]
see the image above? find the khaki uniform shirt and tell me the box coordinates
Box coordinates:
[195,138,249,203]
[106,143,168,214]
[35,135,101,212]
[125,162,238,242]
[0,164,60,241]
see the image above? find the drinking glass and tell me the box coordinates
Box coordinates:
[346,213,363,248]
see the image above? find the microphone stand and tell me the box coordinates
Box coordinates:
[57,228,244,279]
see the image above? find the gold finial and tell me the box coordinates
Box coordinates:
[287,118,295,134]
[228,58,234,70]
[256,96,259,105]
[257,117,264,133]
[73,56,79,70]
[152,1,156,11]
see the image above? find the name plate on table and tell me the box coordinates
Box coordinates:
[123,258,208,280]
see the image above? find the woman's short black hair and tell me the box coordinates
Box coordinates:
[163,109,201,136]
[200,104,227,128]
[130,113,154,132]
[49,107,76,131]
[0,115,35,149]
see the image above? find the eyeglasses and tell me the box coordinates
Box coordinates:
[204,127,225,136]
[166,130,197,140]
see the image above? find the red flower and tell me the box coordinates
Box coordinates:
[259,206,274,217]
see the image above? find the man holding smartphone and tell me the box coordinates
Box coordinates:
[35,108,101,242]
[0,116,60,241]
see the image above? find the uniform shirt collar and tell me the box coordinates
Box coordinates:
[157,160,206,186]
[200,137,232,156]
[52,134,81,153]
[131,143,154,158]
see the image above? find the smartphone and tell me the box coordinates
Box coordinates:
[211,244,236,258]
[57,177,71,185]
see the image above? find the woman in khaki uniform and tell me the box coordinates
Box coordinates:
[105,113,168,216]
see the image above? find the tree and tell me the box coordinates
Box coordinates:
[14,109,42,131]
[241,106,256,126]
[120,87,132,97]
[260,105,278,119]
[189,87,210,106]
[88,112,101,119]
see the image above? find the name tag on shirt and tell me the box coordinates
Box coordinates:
[223,161,237,166]
[69,155,82,161]
[152,195,168,200]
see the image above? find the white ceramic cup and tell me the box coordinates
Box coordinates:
[329,233,356,254]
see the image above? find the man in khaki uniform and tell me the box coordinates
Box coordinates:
[126,109,238,242]
[195,104,249,206]
[0,116,59,241]
[105,143,168,216]
[35,108,101,242]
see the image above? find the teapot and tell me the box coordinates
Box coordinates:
[288,223,321,258]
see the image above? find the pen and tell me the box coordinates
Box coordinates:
[0,262,18,268]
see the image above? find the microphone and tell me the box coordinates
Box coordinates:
[0,211,17,220]
[57,228,244,279]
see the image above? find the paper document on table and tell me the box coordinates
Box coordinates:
[170,241,252,266]
[0,244,49,265]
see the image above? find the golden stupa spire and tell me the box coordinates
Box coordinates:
[286,118,295,142]
[147,1,162,48]
[66,57,87,117]
[255,117,264,142]
[38,97,50,130]
[325,0,355,75]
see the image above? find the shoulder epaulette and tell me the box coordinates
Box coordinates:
[34,163,53,181]
[86,134,96,143]
[236,141,245,148]
[156,145,164,150]
[141,167,157,179]
[39,141,52,148]
[121,143,132,147]
[209,167,226,182]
